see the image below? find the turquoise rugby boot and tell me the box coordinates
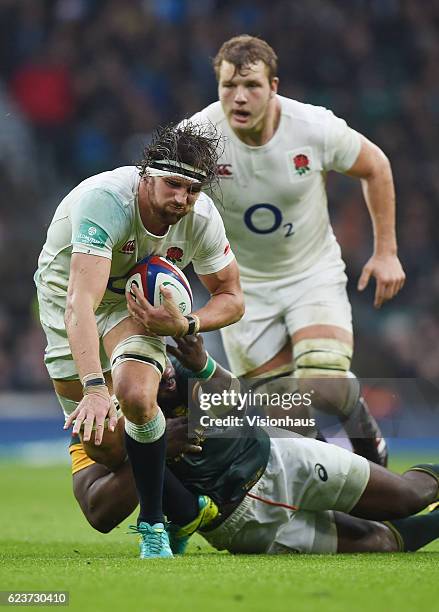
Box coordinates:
[167,495,219,555]
[129,522,173,559]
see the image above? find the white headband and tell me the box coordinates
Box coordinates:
[147,159,207,184]
[146,168,201,184]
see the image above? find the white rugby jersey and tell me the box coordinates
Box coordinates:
[189,96,361,281]
[35,166,234,306]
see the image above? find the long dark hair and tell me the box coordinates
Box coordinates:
[137,121,222,188]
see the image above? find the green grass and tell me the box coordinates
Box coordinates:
[0,456,438,612]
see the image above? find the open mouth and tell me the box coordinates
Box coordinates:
[232,109,251,122]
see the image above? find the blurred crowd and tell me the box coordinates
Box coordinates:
[0,0,438,389]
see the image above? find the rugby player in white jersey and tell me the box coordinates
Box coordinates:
[188,35,406,464]
[34,122,244,559]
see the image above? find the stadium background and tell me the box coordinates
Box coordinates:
[1,0,438,455]
[0,2,438,609]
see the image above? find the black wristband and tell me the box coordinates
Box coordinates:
[83,377,106,388]
[184,315,197,336]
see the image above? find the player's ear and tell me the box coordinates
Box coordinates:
[270,77,279,96]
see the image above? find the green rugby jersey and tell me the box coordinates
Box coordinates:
[167,356,270,506]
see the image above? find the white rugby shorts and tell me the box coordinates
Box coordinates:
[202,434,370,554]
[36,286,166,380]
[221,257,352,376]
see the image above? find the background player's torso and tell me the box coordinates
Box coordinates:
[192,97,361,281]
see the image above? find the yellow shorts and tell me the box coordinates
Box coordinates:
[70,442,96,475]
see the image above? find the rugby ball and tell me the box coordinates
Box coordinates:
[126,255,193,315]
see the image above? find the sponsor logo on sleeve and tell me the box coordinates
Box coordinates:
[74,221,109,249]
[224,243,231,255]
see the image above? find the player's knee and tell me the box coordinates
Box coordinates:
[293,338,352,379]
[335,514,398,552]
[365,522,398,552]
[113,379,156,419]
[293,338,356,415]
[111,337,164,420]
[81,500,115,533]
[86,504,117,534]
[73,480,117,534]
[250,372,316,435]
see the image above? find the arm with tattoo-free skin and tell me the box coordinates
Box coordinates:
[63,253,118,444]
[126,259,244,335]
[166,334,232,383]
[346,136,406,308]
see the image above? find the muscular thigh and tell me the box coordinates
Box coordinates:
[334,512,398,553]
[103,314,167,421]
[103,315,147,358]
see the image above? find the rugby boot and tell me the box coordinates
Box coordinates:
[167,495,219,554]
[345,397,389,466]
[129,522,173,559]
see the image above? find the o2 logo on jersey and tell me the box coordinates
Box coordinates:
[244,204,294,237]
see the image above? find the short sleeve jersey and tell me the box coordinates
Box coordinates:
[34,167,235,308]
[189,97,361,281]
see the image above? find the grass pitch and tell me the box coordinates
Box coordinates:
[0,456,438,612]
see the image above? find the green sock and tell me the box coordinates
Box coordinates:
[387,508,439,552]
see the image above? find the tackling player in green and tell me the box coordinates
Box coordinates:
[70,334,439,555]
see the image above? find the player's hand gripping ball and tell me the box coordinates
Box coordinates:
[125,255,193,315]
